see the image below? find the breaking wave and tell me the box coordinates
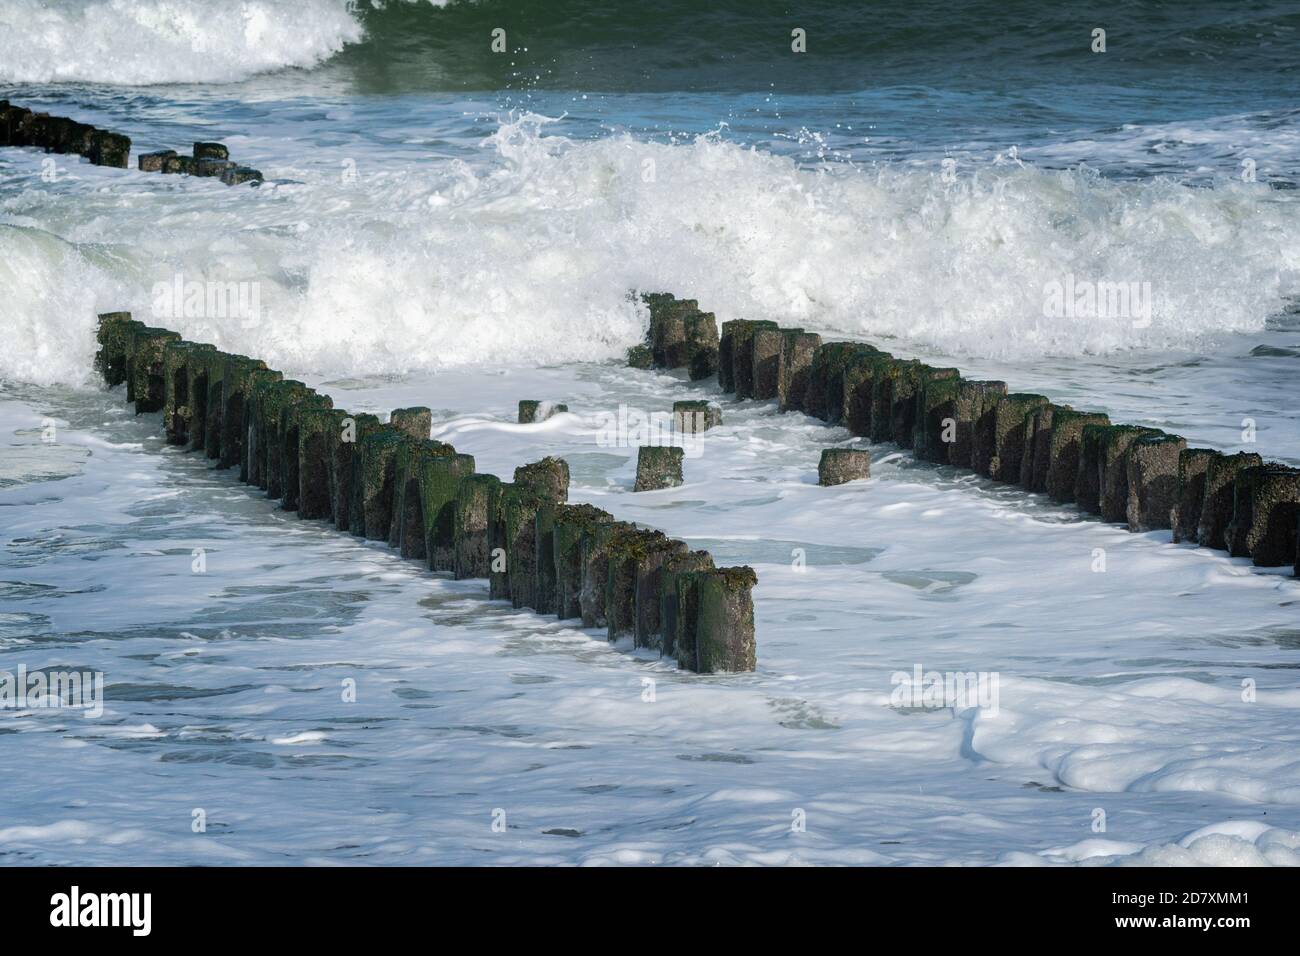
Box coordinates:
[2,115,1298,386]
[0,0,364,86]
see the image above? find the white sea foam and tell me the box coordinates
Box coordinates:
[0,0,364,85]
[1027,822,1300,866]
[969,677,1300,805]
[2,116,1298,387]
[3,363,1298,864]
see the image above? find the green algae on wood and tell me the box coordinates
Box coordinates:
[453,473,502,580]
[1171,448,1219,544]
[1125,433,1186,532]
[818,448,871,486]
[1226,464,1300,565]
[990,393,1048,485]
[551,503,614,619]
[1046,409,1109,503]
[1197,451,1263,550]
[634,446,684,491]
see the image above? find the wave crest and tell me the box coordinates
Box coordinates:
[0,0,364,85]
[2,117,1297,386]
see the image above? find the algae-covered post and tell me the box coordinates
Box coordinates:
[515,456,570,504]
[420,451,477,572]
[251,379,307,491]
[299,408,348,521]
[220,355,268,471]
[389,406,431,440]
[750,326,785,400]
[1125,433,1186,532]
[1171,448,1219,543]
[1020,403,1067,492]
[672,400,721,434]
[1046,409,1109,503]
[646,295,696,368]
[551,504,614,620]
[626,344,653,369]
[358,429,406,540]
[162,341,218,446]
[90,130,130,168]
[778,329,823,413]
[222,167,264,186]
[389,438,447,553]
[128,327,181,414]
[818,448,871,486]
[580,520,636,628]
[453,473,502,580]
[138,149,176,172]
[717,320,740,393]
[193,142,229,161]
[486,481,513,600]
[163,155,197,175]
[279,392,334,511]
[605,529,668,642]
[94,312,139,388]
[509,457,568,606]
[200,352,231,461]
[534,503,562,613]
[899,364,958,449]
[675,566,758,673]
[726,319,779,401]
[634,446,684,491]
[684,310,720,381]
[989,394,1048,485]
[1096,425,1158,524]
[633,537,690,650]
[240,368,284,484]
[866,359,907,444]
[803,342,863,423]
[1227,465,1300,566]
[329,412,380,532]
[842,348,892,437]
[659,549,715,658]
[501,485,551,606]
[1197,452,1263,550]
[1074,423,1109,514]
[952,380,1008,472]
[913,373,962,463]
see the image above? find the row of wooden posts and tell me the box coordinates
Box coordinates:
[0,100,261,185]
[93,312,757,673]
[1,99,130,167]
[637,294,1300,572]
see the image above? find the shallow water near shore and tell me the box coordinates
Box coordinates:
[3,0,1300,865]
[3,362,1300,865]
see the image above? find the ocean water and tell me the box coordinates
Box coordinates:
[2,0,1300,866]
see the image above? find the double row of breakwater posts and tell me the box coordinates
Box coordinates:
[0,100,262,185]
[634,293,1300,576]
[93,312,757,673]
